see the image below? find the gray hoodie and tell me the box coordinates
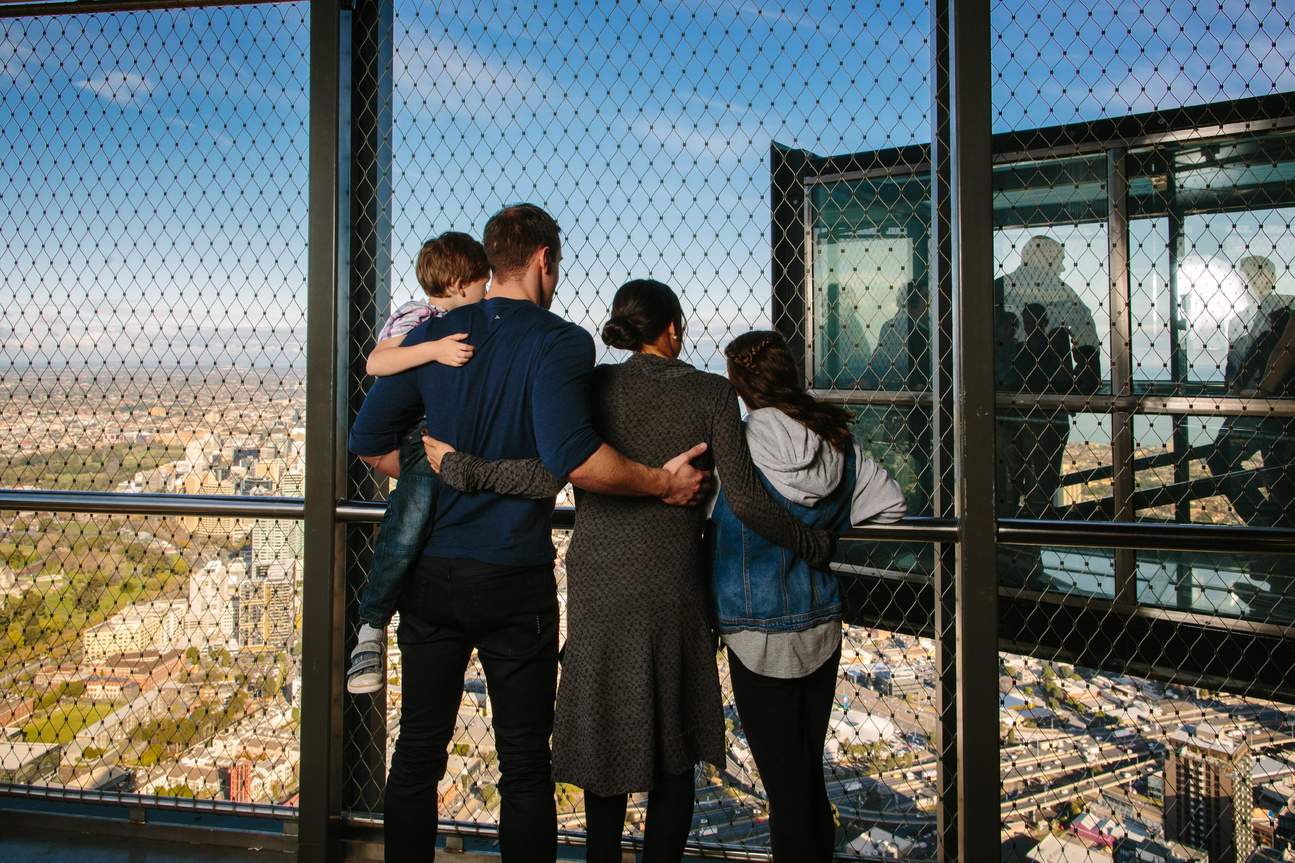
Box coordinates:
[721,407,907,679]
[744,407,907,526]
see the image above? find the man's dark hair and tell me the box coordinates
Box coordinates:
[483,204,561,280]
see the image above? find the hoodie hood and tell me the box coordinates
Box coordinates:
[745,407,845,506]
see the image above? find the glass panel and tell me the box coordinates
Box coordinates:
[993,154,1111,394]
[809,176,931,391]
[848,405,934,518]
[1128,132,1295,396]
[1178,207,1295,391]
[1138,549,1295,626]
[1134,415,1294,528]
[1130,217,1174,390]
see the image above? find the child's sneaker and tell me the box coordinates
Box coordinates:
[347,624,386,695]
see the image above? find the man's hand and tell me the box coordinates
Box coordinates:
[660,442,711,506]
[422,434,456,473]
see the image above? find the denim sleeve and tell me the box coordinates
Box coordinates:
[529,325,602,478]
[348,370,424,456]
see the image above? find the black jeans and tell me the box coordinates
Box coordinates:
[583,768,694,863]
[728,644,840,863]
[384,556,559,863]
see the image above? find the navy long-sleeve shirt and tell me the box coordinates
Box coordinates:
[349,297,602,566]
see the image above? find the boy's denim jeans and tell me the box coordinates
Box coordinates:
[358,430,436,629]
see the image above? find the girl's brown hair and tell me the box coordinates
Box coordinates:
[724,331,854,452]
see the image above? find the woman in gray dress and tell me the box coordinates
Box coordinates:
[426,279,834,862]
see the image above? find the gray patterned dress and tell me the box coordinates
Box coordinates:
[443,353,833,796]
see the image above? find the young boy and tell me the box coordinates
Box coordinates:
[347,231,489,694]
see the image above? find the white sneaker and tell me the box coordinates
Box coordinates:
[346,632,385,695]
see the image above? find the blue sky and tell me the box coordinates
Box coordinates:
[1,0,1291,374]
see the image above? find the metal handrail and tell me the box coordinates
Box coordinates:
[2,487,1293,554]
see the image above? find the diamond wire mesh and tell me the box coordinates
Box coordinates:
[0,4,308,810]
[332,0,944,856]
[989,1,1295,861]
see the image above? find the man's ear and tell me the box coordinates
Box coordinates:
[539,245,555,275]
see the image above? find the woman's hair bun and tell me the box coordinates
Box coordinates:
[601,315,643,350]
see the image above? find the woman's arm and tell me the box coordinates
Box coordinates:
[367,333,473,377]
[423,435,566,499]
[440,451,568,499]
[709,384,836,569]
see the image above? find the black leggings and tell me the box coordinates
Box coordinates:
[583,768,695,863]
[728,644,840,863]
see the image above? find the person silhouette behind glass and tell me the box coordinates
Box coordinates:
[1226,256,1290,383]
[1210,256,1292,523]
[1005,303,1076,518]
[1233,305,1295,528]
[1000,236,1101,394]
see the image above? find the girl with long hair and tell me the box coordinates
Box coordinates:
[710,330,907,861]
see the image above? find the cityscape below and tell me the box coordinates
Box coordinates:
[0,370,1291,862]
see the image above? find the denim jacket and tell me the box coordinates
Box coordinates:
[709,446,856,634]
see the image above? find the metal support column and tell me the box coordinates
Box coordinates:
[342,0,394,815]
[1108,148,1137,604]
[771,145,811,377]
[300,0,352,859]
[928,0,960,855]
[947,0,998,857]
[1166,174,1195,610]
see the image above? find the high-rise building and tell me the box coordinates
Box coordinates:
[186,559,241,650]
[1164,723,1255,863]
[251,519,302,566]
[237,563,295,651]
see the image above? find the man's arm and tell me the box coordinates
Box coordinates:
[568,442,708,506]
[530,326,707,505]
[349,371,424,480]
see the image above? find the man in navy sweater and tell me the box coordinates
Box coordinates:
[349,204,707,862]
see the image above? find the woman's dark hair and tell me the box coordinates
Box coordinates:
[724,331,854,452]
[601,279,685,351]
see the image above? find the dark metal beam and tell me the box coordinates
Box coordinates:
[770,144,811,378]
[300,0,349,859]
[1109,147,1138,605]
[341,0,394,816]
[947,0,998,854]
[929,0,959,854]
[0,0,294,18]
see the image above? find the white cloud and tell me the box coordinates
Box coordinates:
[393,31,556,119]
[75,71,155,107]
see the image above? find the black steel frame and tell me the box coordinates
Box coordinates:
[0,0,1293,861]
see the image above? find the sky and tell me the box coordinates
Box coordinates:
[1,0,1292,376]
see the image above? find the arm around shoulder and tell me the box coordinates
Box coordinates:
[708,381,836,568]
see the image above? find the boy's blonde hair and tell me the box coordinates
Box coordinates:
[415,231,490,298]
